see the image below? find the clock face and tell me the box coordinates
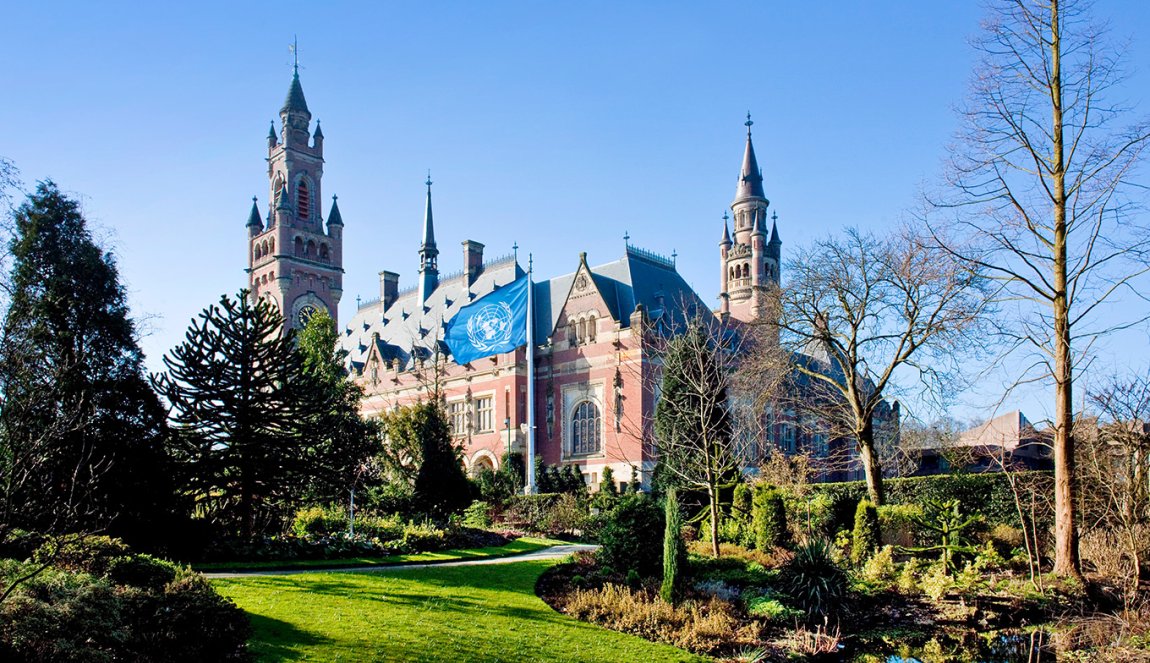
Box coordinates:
[297,304,319,327]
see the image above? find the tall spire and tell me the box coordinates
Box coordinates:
[418,172,439,303]
[281,38,310,117]
[734,112,766,201]
[246,196,263,231]
[769,210,781,245]
[720,211,731,246]
[327,194,343,227]
[421,171,436,250]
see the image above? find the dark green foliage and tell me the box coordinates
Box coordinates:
[34,534,131,576]
[804,471,1053,535]
[378,402,472,520]
[295,310,377,505]
[561,465,586,494]
[906,498,981,574]
[0,182,175,549]
[538,465,558,493]
[106,554,179,591]
[731,482,754,547]
[153,291,321,540]
[851,499,881,565]
[597,494,664,578]
[660,488,686,604]
[600,466,618,495]
[753,486,788,550]
[0,560,250,661]
[778,538,849,617]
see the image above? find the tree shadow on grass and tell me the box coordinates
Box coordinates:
[245,612,333,661]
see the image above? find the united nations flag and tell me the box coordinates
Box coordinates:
[445,276,529,365]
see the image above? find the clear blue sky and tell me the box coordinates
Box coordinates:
[2,1,1148,426]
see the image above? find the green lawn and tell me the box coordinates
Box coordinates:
[213,559,705,662]
[197,537,564,572]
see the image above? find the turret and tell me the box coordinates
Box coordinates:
[246,196,263,237]
[275,182,292,227]
[725,114,775,323]
[267,121,277,150]
[719,212,731,318]
[418,174,439,303]
[279,64,312,147]
[767,212,782,285]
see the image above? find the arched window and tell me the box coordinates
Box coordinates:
[254,245,262,261]
[568,321,577,347]
[306,240,316,258]
[586,316,596,342]
[297,179,310,220]
[571,401,601,455]
[742,263,750,279]
[319,243,330,262]
[294,237,304,257]
[269,237,275,253]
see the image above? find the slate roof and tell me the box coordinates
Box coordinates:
[281,69,310,116]
[341,245,710,372]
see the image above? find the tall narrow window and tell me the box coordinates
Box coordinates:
[474,396,494,432]
[571,401,601,455]
[297,179,310,220]
[448,401,468,437]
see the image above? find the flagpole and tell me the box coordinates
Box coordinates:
[525,254,536,495]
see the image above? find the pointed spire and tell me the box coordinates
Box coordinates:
[751,210,765,237]
[421,171,436,250]
[720,211,731,246]
[247,196,263,228]
[281,67,310,116]
[313,120,324,139]
[734,112,766,201]
[267,121,276,139]
[769,210,781,245]
[327,194,343,227]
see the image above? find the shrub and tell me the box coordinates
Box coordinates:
[859,545,898,587]
[731,483,754,547]
[106,554,180,591]
[600,466,618,495]
[752,486,788,550]
[783,490,834,540]
[541,493,589,536]
[462,500,492,529]
[897,558,924,594]
[745,595,803,623]
[778,539,849,617]
[661,488,686,604]
[34,534,130,576]
[597,494,664,578]
[919,562,953,601]
[851,500,881,565]
[502,493,560,530]
[402,520,448,551]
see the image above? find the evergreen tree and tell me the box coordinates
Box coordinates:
[652,318,740,556]
[0,182,173,548]
[660,488,686,604]
[378,401,472,519]
[153,291,318,539]
[599,466,618,495]
[296,310,376,504]
[851,499,881,565]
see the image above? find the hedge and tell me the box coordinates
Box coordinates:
[798,471,1052,536]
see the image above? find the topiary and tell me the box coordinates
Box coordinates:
[851,499,881,565]
[753,486,788,550]
[106,554,180,591]
[596,494,664,578]
[660,488,686,604]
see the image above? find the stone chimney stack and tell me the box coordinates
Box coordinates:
[462,240,485,286]
[379,271,399,310]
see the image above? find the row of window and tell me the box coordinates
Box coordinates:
[448,396,494,436]
[567,315,597,347]
[253,237,332,263]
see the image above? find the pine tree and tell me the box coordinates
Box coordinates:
[0,182,173,547]
[660,488,686,604]
[410,402,472,519]
[851,499,881,565]
[153,291,318,539]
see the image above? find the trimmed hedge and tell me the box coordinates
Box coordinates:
[801,471,1052,536]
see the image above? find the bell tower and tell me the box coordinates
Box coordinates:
[246,56,344,332]
[720,114,779,323]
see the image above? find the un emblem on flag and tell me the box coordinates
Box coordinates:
[466,302,514,352]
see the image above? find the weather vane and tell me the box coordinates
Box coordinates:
[289,36,300,73]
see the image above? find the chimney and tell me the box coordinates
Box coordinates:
[379,271,399,310]
[462,240,485,285]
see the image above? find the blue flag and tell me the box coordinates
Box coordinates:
[444,276,529,364]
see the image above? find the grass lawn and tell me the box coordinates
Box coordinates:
[196,537,564,572]
[213,559,705,662]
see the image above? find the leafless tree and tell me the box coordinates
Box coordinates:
[766,227,988,505]
[1081,371,1150,595]
[928,0,1150,577]
[651,315,745,556]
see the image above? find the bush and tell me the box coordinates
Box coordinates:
[292,504,406,542]
[0,555,250,661]
[859,545,898,588]
[745,595,802,623]
[34,534,130,576]
[402,520,448,551]
[877,503,923,547]
[540,493,589,536]
[731,483,754,548]
[597,494,664,578]
[106,554,179,591]
[502,493,560,529]
[752,486,788,550]
[600,467,618,495]
[462,500,492,529]
[851,500,881,565]
[778,539,849,617]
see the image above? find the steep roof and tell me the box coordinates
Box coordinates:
[281,68,310,116]
[734,128,766,201]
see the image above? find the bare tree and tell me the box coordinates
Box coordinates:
[1082,371,1150,595]
[651,315,743,556]
[768,227,988,505]
[929,0,1150,577]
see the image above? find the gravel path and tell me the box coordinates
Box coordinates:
[204,543,597,578]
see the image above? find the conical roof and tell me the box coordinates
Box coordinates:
[421,176,437,251]
[246,197,262,228]
[327,195,343,226]
[734,115,766,201]
[281,67,310,116]
[720,214,731,246]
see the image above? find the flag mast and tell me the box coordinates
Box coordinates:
[525,253,536,494]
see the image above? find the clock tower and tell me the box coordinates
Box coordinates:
[245,61,344,333]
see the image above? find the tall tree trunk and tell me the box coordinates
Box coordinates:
[1049,0,1082,579]
[708,483,720,557]
[857,419,885,506]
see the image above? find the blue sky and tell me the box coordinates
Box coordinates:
[2,1,1148,425]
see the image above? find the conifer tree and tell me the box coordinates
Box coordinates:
[153,291,318,539]
[0,181,173,547]
[660,488,685,604]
